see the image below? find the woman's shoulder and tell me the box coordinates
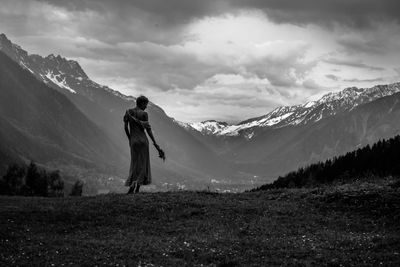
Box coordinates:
[139,110,148,120]
[132,108,148,119]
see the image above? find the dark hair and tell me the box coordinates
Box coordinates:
[136,95,149,107]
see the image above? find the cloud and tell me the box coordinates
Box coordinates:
[343,78,384,83]
[37,0,400,31]
[74,34,316,91]
[337,34,384,55]
[232,41,315,87]
[232,0,400,29]
[84,41,234,90]
[325,74,340,81]
[323,58,385,71]
[2,0,400,122]
[302,79,323,90]
[146,75,300,123]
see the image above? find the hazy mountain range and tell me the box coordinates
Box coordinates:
[1,33,400,192]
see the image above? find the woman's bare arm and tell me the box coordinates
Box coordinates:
[124,121,130,139]
[142,112,166,161]
[142,112,157,145]
[123,111,130,140]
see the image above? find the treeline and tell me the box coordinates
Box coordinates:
[253,135,400,191]
[0,162,83,197]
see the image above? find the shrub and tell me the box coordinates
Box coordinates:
[25,162,48,196]
[48,170,64,197]
[0,163,26,195]
[70,180,84,196]
[0,161,65,197]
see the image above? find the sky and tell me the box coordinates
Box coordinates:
[1,0,400,123]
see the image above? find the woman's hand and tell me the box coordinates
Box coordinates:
[153,143,166,161]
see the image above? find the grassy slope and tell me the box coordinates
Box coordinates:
[0,181,399,266]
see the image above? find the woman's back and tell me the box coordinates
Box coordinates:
[125,107,148,144]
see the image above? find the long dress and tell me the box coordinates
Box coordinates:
[123,107,152,186]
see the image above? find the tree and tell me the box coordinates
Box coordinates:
[48,170,64,197]
[0,164,26,195]
[70,180,84,196]
[25,161,48,196]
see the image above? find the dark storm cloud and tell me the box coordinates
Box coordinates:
[38,0,222,25]
[38,0,400,31]
[23,1,199,45]
[233,0,400,29]
[35,0,225,44]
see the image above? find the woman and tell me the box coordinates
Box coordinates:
[123,95,165,194]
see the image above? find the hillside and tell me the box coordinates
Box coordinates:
[253,135,400,191]
[229,91,400,181]
[0,51,124,177]
[1,182,399,266]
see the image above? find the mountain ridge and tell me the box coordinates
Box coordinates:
[0,50,125,180]
[229,91,400,180]
[184,82,400,138]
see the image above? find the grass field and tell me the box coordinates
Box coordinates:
[1,181,399,266]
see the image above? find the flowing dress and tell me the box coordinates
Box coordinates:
[123,107,152,186]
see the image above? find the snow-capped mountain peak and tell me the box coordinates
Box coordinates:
[0,33,136,102]
[188,120,229,135]
[182,82,400,139]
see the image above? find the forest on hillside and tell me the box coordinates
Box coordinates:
[253,135,400,191]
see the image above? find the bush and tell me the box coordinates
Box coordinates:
[0,164,26,195]
[26,162,48,196]
[0,161,65,197]
[70,180,84,196]
[48,170,64,197]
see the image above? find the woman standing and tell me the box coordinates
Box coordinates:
[123,95,165,194]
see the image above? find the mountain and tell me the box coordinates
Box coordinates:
[229,91,400,182]
[180,83,400,184]
[188,120,229,136]
[0,34,233,190]
[0,50,125,178]
[185,83,400,139]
